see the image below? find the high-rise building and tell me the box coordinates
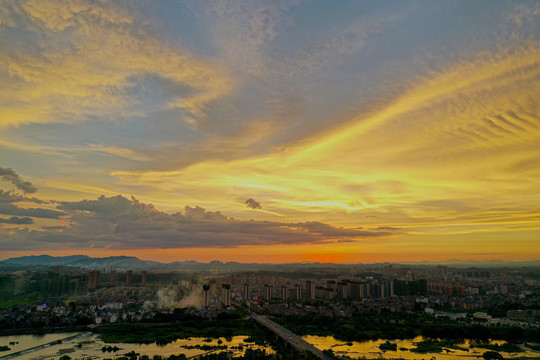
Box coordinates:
[327,280,337,290]
[383,280,394,297]
[221,284,231,307]
[203,284,210,307]
[305,280,315,299]
[419,279,428,295]
[337,281,348,299]
[264,284,272,301]
[281,285,287,301]
[348,280,361,299]
[315,285,324,299]
[141,271,147,287]
[109,270,116,287]
[364,281,371,298]
[87,270,100,290]
[126,270,133,286]
[294,284,302,300]
[243,283,249,302]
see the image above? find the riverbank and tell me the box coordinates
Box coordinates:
[0,325,89,336]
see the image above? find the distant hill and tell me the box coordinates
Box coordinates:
[1,254,538,271]
[0,254,161,270]
[0,254,90,266]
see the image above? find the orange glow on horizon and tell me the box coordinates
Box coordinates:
[1,246,537,264]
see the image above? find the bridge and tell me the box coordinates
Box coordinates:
[251,314,333,360]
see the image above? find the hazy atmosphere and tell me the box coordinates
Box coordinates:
[1,0,539,263]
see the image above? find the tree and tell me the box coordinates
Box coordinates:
[482,351,504,360]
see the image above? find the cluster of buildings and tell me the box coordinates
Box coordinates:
[86,269,148,290]
[201,276,427,309]
[0,264,538,331]
[0,301,151,330]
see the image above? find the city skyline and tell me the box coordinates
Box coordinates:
[1,1,539,263]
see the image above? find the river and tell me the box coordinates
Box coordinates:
[303,335,540,359]
[0,333,272,359]
[1,333,539,359]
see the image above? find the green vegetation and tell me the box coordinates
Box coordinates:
[98,348,326,360]
[482,351,504,360]
[379,340,397,351]
[409,338,468,353]
[273,311,540,343]
[411,339,444,353]
[0,345,11,351]
[96,309,267,345]
[275,312,418,341]
[101,345,121,352]
[476,342,523,353]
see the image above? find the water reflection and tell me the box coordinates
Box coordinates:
[0,333,273,360]
[2,333,539,360]
[303,336,540,359]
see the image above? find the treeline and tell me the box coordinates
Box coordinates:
[275,311,540,342]
[421,324,540,342]
[87,348,325,360]
[96,309,267,345]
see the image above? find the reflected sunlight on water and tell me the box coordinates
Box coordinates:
[2,332,539,360]
[0,333,273,360]
[303,335,540,360]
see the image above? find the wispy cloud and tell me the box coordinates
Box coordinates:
[1,1,539,260]
[0,0,230,129]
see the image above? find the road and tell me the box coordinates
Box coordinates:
[251,314,333,360]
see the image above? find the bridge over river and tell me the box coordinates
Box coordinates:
[251,314,333,360]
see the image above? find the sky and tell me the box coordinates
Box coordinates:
[1,0,539,263]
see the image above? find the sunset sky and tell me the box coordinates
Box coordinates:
[1,0,539,263]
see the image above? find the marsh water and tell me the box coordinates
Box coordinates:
[1,332,539,359]
[305,335,540,359]
[0,333,272,359]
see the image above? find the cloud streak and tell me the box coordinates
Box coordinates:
[0,216,34,224]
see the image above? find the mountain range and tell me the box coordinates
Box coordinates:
[0,255,539,271]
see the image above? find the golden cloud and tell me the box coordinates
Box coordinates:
[0,0,230,128]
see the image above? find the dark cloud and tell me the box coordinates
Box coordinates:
[0,167,37,194]
[0,190,45,204]
[0,216,34,224]
[183,205,227,221]
[376,226,402,231]
[0,190,25,202]
[42,225,67,230]
[0,202,65,219]
[245,197,262,209]
[59,195,153,216]
[1,194,394,251]
[298,221,387,237]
